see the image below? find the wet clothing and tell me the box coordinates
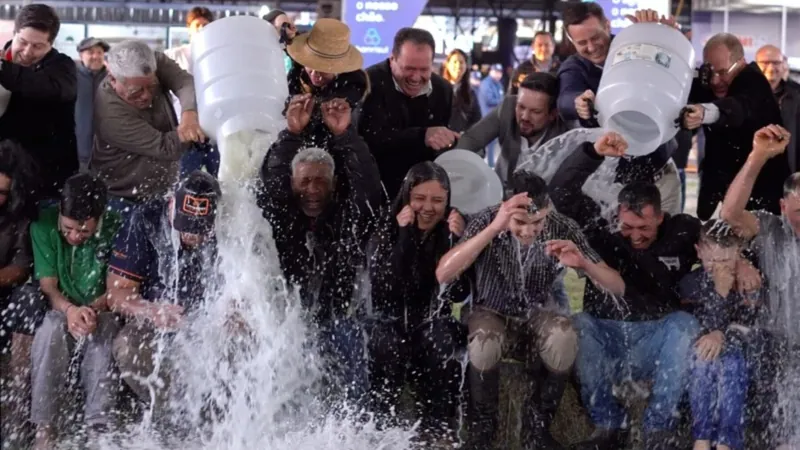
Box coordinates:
[459,205,600,318]
[30,207,121,306]
[286,65,370,149]
[550,142,701,321]
[259,128,381,324]
[75,63,107,167]
[108,198,217,309]
[0,43,78,200]
[689,62,788,219]
[359,59,453,199]
[679,268,760,336]
[91,52,196,201]
[0,212,32,299]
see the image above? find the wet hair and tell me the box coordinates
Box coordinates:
[0,140,38,221]
[699,219,743,248]
[783,172,800,197]
[703,33,744,63]
[509,171,550,211]
[291,147,335,181]
[59,173,107,221]
[441,49,474,109]
[394,161,451,215]
[392,28,435,57]
[562,2,606,29]
[186,6,214,26]
[14,4,60,43]
[519,72,559,110]
[618,181,662,216]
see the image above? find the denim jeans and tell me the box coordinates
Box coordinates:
[319,318,369,402]
[689,347,748,449]
[573,311,700,432]
[180,143,220,179]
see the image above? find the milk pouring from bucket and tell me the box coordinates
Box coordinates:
[191,16,289,183]
[594,22,696,156]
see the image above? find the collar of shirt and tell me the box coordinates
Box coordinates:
[393,76,433,98]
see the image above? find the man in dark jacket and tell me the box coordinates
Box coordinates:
[0,4,78,203]
[509,31,561,95]
[359,28,456,200]
[74,37,109,172]
[260,95,382,401]
[682,34,788,219]
[756,44,800,173]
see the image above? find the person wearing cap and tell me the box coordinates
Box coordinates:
[478,64,505,116]
[164,7,220,179]
[92,39,204,219]
[75,37,109,172]
[0,4,78,203]
[107,170,220,409]
[27,173,121,448]
[282,18,369,149]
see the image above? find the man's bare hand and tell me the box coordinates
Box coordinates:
[177,110,206,143]
[425,127,460,151]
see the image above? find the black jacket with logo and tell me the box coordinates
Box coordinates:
[550,143,701,321]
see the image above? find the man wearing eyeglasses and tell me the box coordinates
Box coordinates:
[90,39,205,221]
[681,34,788,220]
[756,45,799,174]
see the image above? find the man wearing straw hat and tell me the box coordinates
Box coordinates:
[283,18,369,149]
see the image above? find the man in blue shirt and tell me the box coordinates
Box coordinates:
[107,171,220,411]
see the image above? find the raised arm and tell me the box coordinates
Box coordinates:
[721,125,791,239]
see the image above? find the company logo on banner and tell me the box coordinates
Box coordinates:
[342,0,428,68]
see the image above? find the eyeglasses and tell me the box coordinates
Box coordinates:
[756,59,783,68]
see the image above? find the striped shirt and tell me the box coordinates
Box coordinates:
[461,205,601,318]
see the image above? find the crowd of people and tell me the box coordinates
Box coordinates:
[1,2,800,450]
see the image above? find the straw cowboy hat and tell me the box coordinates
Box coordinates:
[287,18,363,74]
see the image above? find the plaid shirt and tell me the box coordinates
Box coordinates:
[461,205,601,318]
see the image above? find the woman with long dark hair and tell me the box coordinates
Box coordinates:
[367,161,469,445]
[441,49,482,133]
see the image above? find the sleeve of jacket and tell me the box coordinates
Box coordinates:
[0,52,76,102]
[94,94,187,161]
[548,142,604,228]
[457,102,503,158]
[710,79,777,129]
[556,58,590,122]
[155,51,196,113]
[329,128,384,214]
[259,130,305,220]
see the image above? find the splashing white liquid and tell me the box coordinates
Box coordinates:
[85,133,418,450]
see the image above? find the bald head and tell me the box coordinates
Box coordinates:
[703,33,744,62]
[756,44,786,90]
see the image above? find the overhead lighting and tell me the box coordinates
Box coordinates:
[258,5,271,18]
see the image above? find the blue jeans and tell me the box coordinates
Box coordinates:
[180,143,220,178]
[319,318,369,402]
[574,311,700,431]
[689,347,748,449]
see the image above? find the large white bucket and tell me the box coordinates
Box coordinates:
[595,23,695,156]
[191,15,289,182]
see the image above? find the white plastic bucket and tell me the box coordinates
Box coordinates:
[595,23,695,156]
[191,15,289,182]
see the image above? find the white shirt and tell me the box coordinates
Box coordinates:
[163,44,193,119]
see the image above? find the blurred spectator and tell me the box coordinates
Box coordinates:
[0,4,78,203]
[756,45,799,173]
[478,64,504,115]
[164,6,219,179]
[91,40,203,219]
[509,31,560,95]
[29,174,121,449]
[684,34,787,219]
[460,72,567,186]
[108,171,220,412]
[74,37,109,172]
[440,49,481,132]
[285,18,369,149]
[359,28,456,199]
[263,9,298,75]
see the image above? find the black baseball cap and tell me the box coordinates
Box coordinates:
[172,171,221,235]
[77,37,110,52]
